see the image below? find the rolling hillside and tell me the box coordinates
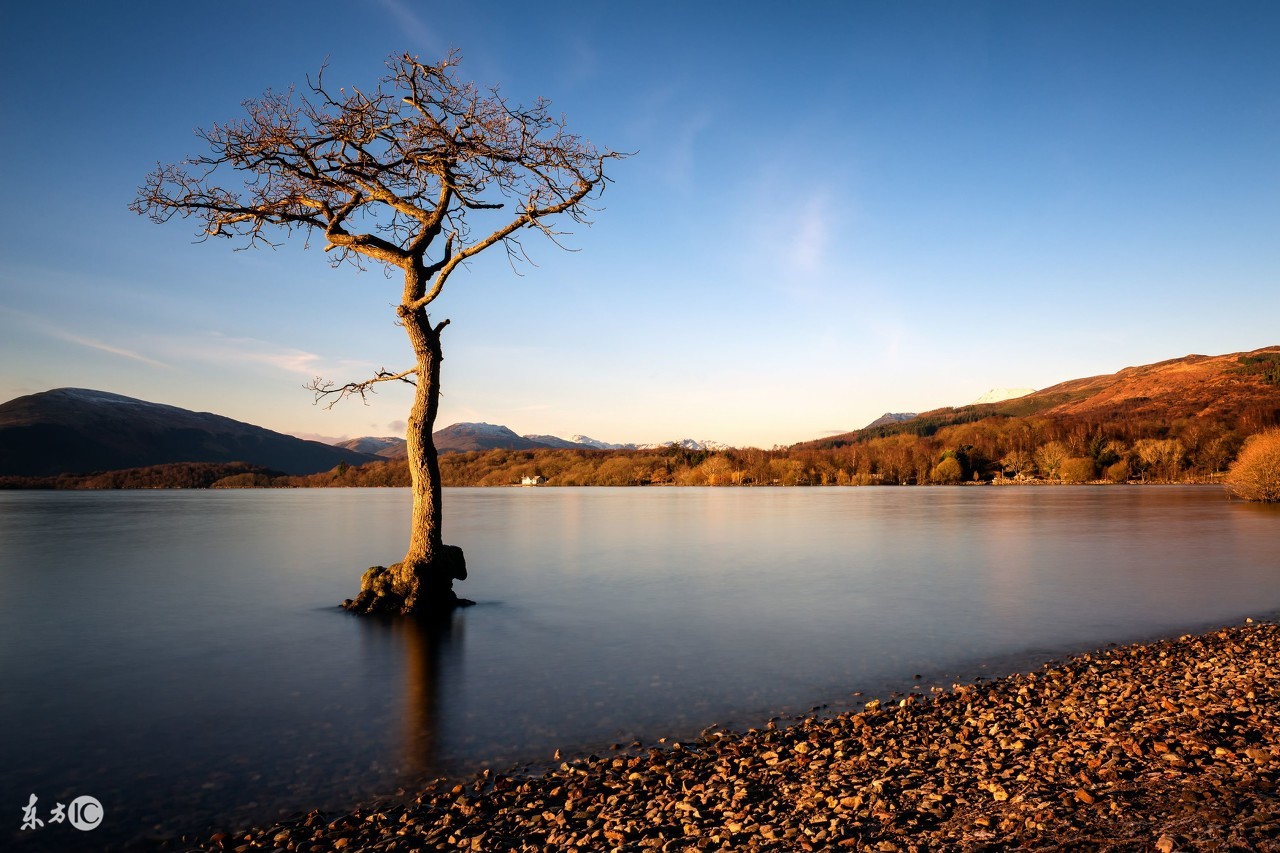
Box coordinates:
[0,388,379,476]
[803,346,1280,449]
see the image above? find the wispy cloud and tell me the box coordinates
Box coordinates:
[624,84,714,189]
[170,332,371,378]
[792,195,832,275]
[740,186,842,299]
[0,305,374,381]
[666,112,713,188]
[564,39,599,88]
[376,0,445,56]
[54,331,170,368]
[0,305,169,368]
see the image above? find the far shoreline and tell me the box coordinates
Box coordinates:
[0,476,1236,491]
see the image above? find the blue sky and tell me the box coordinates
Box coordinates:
[1,1,1277,447]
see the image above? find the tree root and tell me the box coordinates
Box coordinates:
[342,545,473,616]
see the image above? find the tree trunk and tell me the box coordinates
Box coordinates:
[343,305,469,616]
[401,309,445,569]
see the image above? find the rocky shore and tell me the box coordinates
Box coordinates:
[174,620,1279,851]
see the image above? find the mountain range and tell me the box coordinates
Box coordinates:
[0,388,378,477]
[0,388,732,477]
[336,424,731,455]
[332,436,406,457]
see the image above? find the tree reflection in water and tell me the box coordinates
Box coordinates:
[358,611,463,780]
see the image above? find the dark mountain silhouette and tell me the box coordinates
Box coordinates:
[863,412,918,429]
[0,388,379,476]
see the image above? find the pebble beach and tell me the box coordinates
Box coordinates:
[171,619,1280,852]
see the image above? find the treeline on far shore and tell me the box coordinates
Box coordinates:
[0,461,284,490]
[3,411,1276,490]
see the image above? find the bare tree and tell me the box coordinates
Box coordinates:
[133,52,621,615]
[1033,440,1069,480]
[998,449,1034,479]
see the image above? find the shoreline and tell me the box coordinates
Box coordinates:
[157,619,1280,852]
[0,480,1235,491]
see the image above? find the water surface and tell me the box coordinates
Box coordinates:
[2,486,1277,849]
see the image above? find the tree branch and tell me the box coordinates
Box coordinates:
[134,51,626,303]
[306,367,418,409]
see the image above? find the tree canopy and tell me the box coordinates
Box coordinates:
[134,51,616,324]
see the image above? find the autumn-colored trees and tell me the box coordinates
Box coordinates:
[1226,429,1280,502]
[931,456,963,484]
[1034,442,1070,480]
[1059,457,1097,483]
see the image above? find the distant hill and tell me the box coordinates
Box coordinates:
[337,425,734,454]
[1015,349,1279,421]
[522,434,595,450]
[863,412,918,429]
[569,434,622,450]
[800,346,1280,449]
[334,436,408,459]
[434,422,551,453]
[0,388,379,476]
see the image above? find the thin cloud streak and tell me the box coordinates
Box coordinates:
[376,0,445,55]
[792,196,831,275]
[157,332,373,378]
[54,330,170,369]
[0,305,170,368]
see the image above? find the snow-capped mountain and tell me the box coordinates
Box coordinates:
[334,436,407,458]
[634,439,732,452]
[574,435,732,452]
[434,422,551,453]
[970,388,1035,405]
[570,434,625,450]
[337,423,734,454]
[522,434,593,449]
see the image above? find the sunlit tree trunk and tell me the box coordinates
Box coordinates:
[401,311,444,567]
[346,305,467,615]
[394,308,467,606]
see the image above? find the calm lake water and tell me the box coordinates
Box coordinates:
[2,486,1278,849]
